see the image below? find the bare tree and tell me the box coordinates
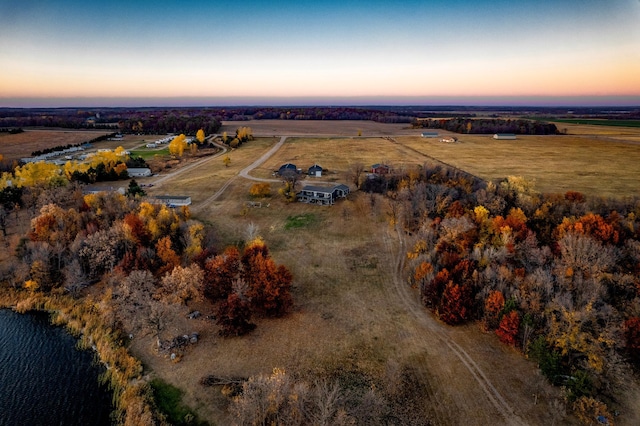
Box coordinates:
[348,162,365,189]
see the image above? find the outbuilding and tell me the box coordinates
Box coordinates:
[278,163,298,176]
[421,132,439,138]
[127,168,152,177]
[371,163,390,175]
[493,133,517,140]
[308,164,323,177]
[152,195,192,207]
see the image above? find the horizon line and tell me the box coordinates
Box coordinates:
[1,95,640,109]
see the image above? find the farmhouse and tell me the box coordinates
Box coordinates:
[493,133,517,140]
[421,132,439,138]
[371,163,390,175]
[308,164,323,177]
[151,195,192,207]
[297,184,350,206]
[127,168,152,177]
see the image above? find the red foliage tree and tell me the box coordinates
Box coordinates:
[496,310,520,346]
[437,282,472,325]
[123,213,151,246]
[624,317,640,363]
[216,293,255,336]
[423,268,450,309]
[203,246,240,301]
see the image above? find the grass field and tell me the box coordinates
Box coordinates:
[551,119,640,128]
[129,147,170,159]
[0,129,112,161]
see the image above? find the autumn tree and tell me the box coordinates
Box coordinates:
[496,310,520,346]
[437,281,473,325]
[168,134,187,157]
[196,128,206,144]
[216,292,255,336]
[249,183,271,197]
[158,264,204,304]
[222,155,231,167]
[624,317,640,363]
[204,246,240,301]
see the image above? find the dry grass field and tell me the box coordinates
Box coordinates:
[396,133,640,198]
[220,119,420,137]
[0,130,171,162]
[0,129,113,161]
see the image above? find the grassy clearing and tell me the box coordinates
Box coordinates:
[283,213,317,230]
[129,147,170,160]
[150,378,205,426]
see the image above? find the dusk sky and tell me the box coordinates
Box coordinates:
[1,0,639,107]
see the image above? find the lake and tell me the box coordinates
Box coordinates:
[0,309,113,426]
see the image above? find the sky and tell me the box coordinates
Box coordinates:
[1,0,639,107]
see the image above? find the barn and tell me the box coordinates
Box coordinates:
[371,163,390,175]
[421,132,439,138]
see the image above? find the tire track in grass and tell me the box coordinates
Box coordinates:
[381,226,527,425]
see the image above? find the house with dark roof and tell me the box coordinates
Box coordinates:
[297,184,350,205]
[308,164,323,177]
[277,163,298,176]
[421,132,439,138]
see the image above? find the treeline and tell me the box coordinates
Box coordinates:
[412,118,559,135]
[374,165,640,422]
[117,112,221,135]
[0,128,24,134]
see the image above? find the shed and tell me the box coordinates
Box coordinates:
[152,195,192,207]
[308,164,323,177]
[421,132,439,138]
[127,168,152,177]
[371,163,390,175]
[493,133,517,140]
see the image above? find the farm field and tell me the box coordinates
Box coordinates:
[219,119,420,137]
[0,130,169,162]
[396,134,640,198]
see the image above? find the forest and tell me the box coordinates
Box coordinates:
[367,164,640,423]
[412,117,560,135]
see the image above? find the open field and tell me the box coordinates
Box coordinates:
[551,119,640,128]
[220,119,421,137]
[396,134,640,198]
[0,130,171,161]
[0,129,112,161]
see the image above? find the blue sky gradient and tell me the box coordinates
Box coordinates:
[1,0,639,106]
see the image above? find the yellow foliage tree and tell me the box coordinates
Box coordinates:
[196,129,206,144]
[169,134,187,157]
[249,183,271,197]
[223,155,231,167]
